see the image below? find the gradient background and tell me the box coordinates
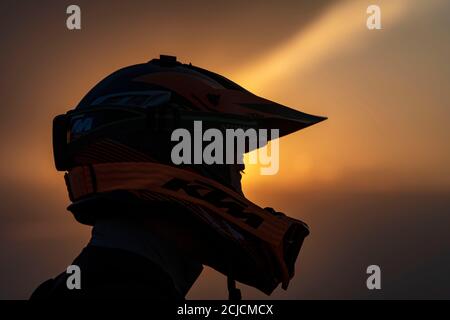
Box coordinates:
[0,0,449,299]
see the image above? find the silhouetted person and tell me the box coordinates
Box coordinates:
[31,55,325,299]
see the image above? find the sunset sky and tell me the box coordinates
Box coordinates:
[0,0,449,299]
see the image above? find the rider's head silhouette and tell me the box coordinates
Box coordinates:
[32,55,326,300]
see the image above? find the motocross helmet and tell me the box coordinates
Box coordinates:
[53,55,326,298]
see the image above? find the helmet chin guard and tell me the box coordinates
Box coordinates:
[64,161,310,295]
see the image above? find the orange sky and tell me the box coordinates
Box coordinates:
[0,0,449,299]
[2,0,449,192]
[240,0,450,195]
